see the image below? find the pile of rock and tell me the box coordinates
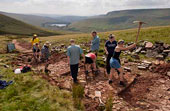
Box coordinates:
[136,41,170,60]
[124,41,170,60]
[51,44,67,53]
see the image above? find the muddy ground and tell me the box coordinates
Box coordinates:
[12,41,170,111]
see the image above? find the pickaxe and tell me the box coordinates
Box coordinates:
[133,21,146,43]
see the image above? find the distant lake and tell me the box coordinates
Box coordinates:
[50,24,67,27]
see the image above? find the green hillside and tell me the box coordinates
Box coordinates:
[0,14,61,36]
[0,12,59,27]
[68,8,170,32]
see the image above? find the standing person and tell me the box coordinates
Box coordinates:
[67,39,85,83]
[109,40,136,86]
[30,34,40,61]
[90,31,100,56]
[41,41,51,73]
[104,34,117,75]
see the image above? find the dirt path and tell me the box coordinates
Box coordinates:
[12,39,32,53]
[11,42,170,111]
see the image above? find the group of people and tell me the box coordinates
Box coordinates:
[30,31,136,87]
[30,34,51,71]
[67,31,136,86]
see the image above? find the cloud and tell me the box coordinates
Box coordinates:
[0,0,170,16]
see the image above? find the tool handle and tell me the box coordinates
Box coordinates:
[135,25,141,43]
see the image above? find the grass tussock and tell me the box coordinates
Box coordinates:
[72,84,85,110]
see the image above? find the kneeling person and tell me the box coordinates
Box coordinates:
[41,41,51,73]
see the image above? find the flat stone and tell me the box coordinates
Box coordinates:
[146,50,158,58]
[141,50,146,54]
[124,67,131,72]
[145,42,153,48]
[163,44,170,49]
[135,47,143,53]
[156,54,164,60]
[168,53,170,57]
[138,66,147,70]
[159,79,165,83]
[167,72,170,77]
[152,60,160,65]
[163,50,170,53]
[142,60,152,65]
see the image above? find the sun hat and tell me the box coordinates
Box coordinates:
[33,34,37,37]
[44,41,51,46]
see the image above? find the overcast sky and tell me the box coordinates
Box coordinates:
[0,0,170,16]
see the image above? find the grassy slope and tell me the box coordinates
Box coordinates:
[1,12,58,27]
[0,54,76,111]
[68,8,170,32]
[0,14,61,36]
[39,25,170,66]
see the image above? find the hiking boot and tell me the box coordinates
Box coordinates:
[119,81,126,87]
[45,69,50,74]
[108,80,113,84]
[73,79,78,84]
[85,70,89,75]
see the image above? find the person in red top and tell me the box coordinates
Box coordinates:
[84,53,97,75]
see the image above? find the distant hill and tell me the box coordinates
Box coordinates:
[0,11,59,27]
[0,14,60,36]
[0,11,88,29]
[68,8,170,32]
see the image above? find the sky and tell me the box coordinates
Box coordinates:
[0,0,170,16]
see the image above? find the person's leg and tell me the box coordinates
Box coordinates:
[108,68,115,84]
[106,55,112,74]
[70,64,79,83]
[70,65,74,81]
[94,51,99,69]
[74,64,79,82]
[92,62,96,71]
[117,67,126,86]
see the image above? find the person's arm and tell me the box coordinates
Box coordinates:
[66,48,70,65]
[92,37,99,45]
[81,54,85,63]
[104,46,108,55]
[79,47,85,62]
[119,43,136,51]
[91,37,100,51]
[67,56,70,65]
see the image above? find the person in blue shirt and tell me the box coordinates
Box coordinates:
[104,34,117,75]
[67,39,85,83]
[90,31,100,55]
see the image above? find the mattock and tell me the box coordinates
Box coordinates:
[133,21,146,43]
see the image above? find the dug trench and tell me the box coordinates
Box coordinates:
[12,41,170,111]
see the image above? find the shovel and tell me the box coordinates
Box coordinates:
[95,91,105,107]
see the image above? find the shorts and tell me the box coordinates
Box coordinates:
[85,57,93,64]
[110,58,121,69]
[33,48,40,53]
